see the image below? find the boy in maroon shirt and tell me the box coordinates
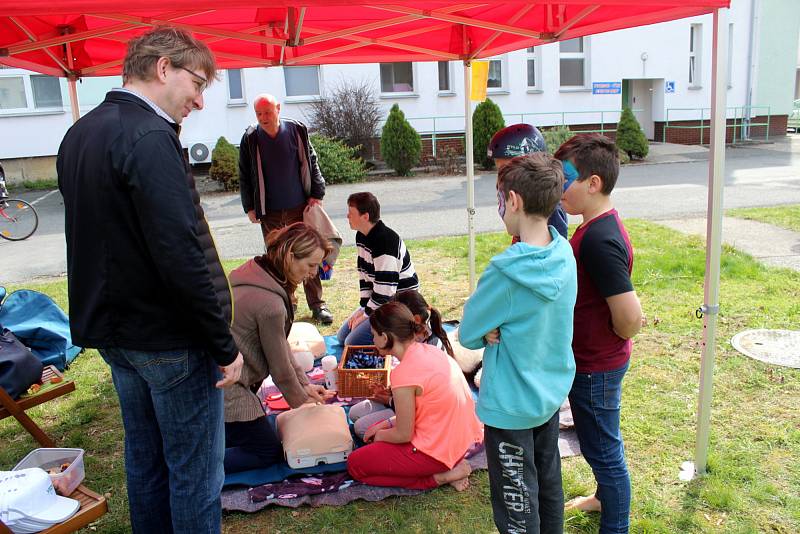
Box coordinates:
[554,134,643,534]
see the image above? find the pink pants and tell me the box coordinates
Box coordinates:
[347,442,450,490]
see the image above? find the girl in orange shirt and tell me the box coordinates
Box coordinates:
[346,302,483,490]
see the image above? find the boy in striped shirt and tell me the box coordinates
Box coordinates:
[337,192,419,346]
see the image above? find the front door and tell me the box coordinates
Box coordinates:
[627,79,655,140]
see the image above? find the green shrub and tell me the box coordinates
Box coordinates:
[472,98,505,170]
[616,107,649,160]
[381,104,421,176]
[310,134,366,184]
[542,125,574,154]
[209,136,239,191]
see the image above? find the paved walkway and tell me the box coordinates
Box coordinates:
[655,217,800,272]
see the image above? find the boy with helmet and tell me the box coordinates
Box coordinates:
[488,124,573,239]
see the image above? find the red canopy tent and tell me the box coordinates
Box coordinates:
[0,0,731,478]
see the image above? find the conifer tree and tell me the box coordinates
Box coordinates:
[616,107,649,160]
[381,104,421,176]
[209,136,239,190]
[473,98,505,170]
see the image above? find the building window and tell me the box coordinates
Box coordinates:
[380,62,415,93]
[487,57,503,89]
[1,73,63,112]
[284,66,321,98]
[559,38,588,88]
[31,76,63,108]
[526,47,541,90]
[689,24,702,87]
[226,69,245,103]
[438,61,454,93]
[0,76,28,109]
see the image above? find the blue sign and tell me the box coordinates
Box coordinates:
[665,81,676,93]
[592,82,621,95]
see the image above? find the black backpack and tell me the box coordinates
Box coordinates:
[0,327,43,399]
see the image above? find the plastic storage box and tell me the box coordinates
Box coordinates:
[13,448,85,496]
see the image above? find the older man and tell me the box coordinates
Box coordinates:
[238,94,332,324]
[57,27,242,533]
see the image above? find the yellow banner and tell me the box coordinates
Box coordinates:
[470,61,489,102]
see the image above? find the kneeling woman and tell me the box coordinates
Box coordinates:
[346,302,483,490]
[224,222,334,474]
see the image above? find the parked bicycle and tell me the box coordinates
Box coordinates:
[0,163,39,241]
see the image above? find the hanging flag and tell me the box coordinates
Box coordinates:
[470,61,489,102]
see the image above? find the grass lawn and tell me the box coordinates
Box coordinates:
[728,204,800,233]
[2,219,799,533]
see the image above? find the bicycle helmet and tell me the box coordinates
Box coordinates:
[487,123,546,159]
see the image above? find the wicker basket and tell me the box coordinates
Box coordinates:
[337,345,391,397]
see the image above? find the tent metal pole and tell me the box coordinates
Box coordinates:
[68,77,80,123]
[463,60,476,291]
[692,7,729,478]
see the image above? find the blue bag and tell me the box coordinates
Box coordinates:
[0,287,82,371]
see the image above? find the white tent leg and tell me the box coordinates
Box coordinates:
[68,76,80,123]
[687,7,729,480]
[463,60,476,291]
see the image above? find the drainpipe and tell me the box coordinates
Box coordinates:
[743,0,759,139]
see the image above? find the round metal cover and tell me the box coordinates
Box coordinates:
[730,329,800,368]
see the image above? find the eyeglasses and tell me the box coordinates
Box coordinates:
[176,65,208,94]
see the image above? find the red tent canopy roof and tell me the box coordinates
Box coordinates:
[0,1,730,77]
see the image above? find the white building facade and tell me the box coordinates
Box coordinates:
[1,0,798,180]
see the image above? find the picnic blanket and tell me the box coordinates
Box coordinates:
[221,334,581,512]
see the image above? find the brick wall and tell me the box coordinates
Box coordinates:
[653,115,787,144]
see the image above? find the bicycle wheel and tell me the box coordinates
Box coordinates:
[0,198,39,241]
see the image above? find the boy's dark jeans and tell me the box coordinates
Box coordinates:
[485,412,563,534]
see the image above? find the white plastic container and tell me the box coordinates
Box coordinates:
[321,355,338,391]
[13,448,85,496]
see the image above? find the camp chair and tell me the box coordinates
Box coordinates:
[0,484,108,534]
[0,365,75,447]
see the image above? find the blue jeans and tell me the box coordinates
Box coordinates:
[336,309,374,346]
[568,362,631,534]
[100,347,224,534]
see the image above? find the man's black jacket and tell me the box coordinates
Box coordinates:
[57,91,237,366]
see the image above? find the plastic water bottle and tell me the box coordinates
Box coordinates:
[321,355,338,391]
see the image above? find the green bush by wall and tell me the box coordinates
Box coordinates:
[209,136,239,191]
[473,98,505,170]
[616,108,649,159]
[381,104,421,176]
[310,134,366,184]
[542,125,574,154]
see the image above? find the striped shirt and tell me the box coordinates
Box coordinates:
[356,220,419,314]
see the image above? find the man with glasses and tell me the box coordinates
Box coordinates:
[57,26,243,533]
[238,93,333,324]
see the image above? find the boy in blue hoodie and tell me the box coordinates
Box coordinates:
[460,152,577,534]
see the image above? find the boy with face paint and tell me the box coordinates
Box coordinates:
[460,152,578,534]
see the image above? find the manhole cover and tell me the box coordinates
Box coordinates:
[730,329,800,368]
